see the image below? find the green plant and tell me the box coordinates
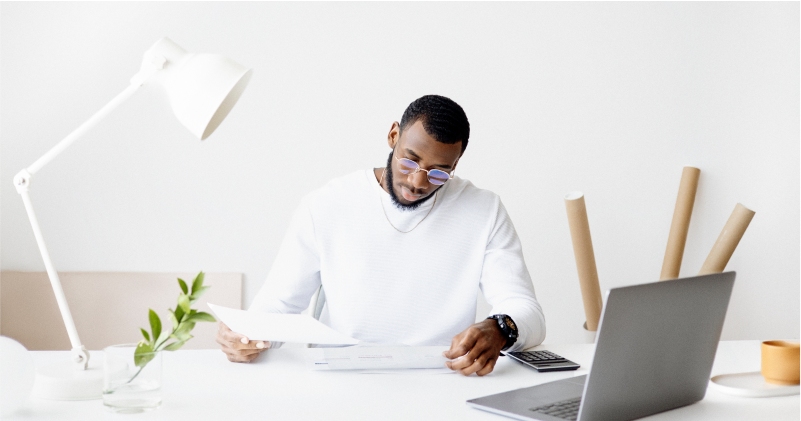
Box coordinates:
[134,271,216,368]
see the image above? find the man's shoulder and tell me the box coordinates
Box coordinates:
[301,169,371,207]
[321,169,369,191]
[444,176,501,209]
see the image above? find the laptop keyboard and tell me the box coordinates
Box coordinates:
[529,396,581,420]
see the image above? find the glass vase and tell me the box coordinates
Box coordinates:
[102,343,162,413]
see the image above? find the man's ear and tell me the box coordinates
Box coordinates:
[387,121,400,149]
[451,157,460,174]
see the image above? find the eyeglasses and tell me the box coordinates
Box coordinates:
[395,155,454,185]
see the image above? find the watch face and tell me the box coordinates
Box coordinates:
[504,316,517,332]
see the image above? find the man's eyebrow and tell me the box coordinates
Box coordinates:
[404,148,453,170]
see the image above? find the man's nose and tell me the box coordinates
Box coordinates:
[409,170,429,190]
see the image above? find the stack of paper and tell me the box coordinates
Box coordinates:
[308,346,451,371]
[209,304,454,373]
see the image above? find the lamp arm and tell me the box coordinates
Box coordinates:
[25,84,141,176]
[12,59,164,370]
[16,187,90,369]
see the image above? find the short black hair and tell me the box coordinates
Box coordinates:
[399,95,470,154]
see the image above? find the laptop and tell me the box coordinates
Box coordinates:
[467,272,736,421]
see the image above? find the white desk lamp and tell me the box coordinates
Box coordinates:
[13,37,252,400]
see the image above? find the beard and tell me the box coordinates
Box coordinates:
[384,151,437,211]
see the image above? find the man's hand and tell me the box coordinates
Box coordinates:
[443,319,507,376]
[216,322,270,363]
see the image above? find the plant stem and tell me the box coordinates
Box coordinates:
[123,366,146,386]
[116,335,172,391]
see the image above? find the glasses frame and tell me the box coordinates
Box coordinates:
[395,155,454,185]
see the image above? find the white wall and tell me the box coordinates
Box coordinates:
[1,2,797,344]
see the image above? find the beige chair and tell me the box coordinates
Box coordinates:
[0,271,241,351]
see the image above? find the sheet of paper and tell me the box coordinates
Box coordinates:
[208,303,359,345]
[356,368,454,375]
[308,346,451,370]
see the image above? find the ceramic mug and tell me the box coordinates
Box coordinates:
[761,341,800,385]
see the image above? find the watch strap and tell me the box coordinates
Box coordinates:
[487,314,518,351]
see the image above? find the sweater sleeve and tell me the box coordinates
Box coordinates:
[249,194,322,325]
[479,199,546,351]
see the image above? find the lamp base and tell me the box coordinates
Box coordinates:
[31,359,103,400]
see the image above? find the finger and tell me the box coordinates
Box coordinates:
[443,333,465,359]
[220,345,265,361]
[459,349,493,376]
[220,325,245,344]
[234,338,270,350]
[447,351,476,371]
[475,354,499,377]
[216,322,230,343]
[220,344,263,357]
[225,351,254,363]
[444,334,477,360]
[222,329,266,350]
[223,348,261,363]
[239,351,261,363]
[218,322,271,351]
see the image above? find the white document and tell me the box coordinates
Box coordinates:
[208,303,359,345]
[308,346,451,371]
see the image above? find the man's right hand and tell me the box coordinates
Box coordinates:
[216,322,270,363]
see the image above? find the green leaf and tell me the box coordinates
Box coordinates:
[177,278,188,295]
[189,286,211,303]
[132,271,211,357]
[148,309,161,345]
[191,272,205,294]
[164,340,188,351]
[185,311,216,323]
[181,309,196,323]
[168,309,179,330]
[173,321,196,336]
[140,328,150,342]
[170,323,195,342]
[153,328,171,350]
[177,293,190,314]
[171,331,193,342]
[174,305,185,324]
[134,341,155,368]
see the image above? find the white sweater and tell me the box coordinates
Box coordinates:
[250,169,546,351]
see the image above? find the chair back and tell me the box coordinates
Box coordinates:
[0,271,241,350]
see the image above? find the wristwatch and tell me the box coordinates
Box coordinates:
[487,314,518,351]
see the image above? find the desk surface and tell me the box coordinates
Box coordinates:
[8,340,799,420]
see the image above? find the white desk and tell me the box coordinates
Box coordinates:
[7,340,798,420]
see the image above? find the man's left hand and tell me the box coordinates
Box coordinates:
[443,319,507,376]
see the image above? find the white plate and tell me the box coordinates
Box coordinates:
[709,371,800,398]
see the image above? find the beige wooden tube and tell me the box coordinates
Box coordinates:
[660,167,701,280]
[698,203,756,275]
[565,192,603,331]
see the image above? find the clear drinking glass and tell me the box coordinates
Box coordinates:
[103,344,162,413]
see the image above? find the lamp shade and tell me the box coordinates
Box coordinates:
[144,38,252,140]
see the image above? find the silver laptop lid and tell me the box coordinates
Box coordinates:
[577,272,735,421]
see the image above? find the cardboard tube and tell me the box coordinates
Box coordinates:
[582,321,597,344]
[565,192,603,331]
[698,203,755,275]
[660,167,701,280]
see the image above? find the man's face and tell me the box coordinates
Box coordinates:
[384,120,462,210]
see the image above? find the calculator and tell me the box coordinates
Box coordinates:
[504,350,581,372]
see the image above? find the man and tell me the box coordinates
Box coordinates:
[217,95,545,376]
